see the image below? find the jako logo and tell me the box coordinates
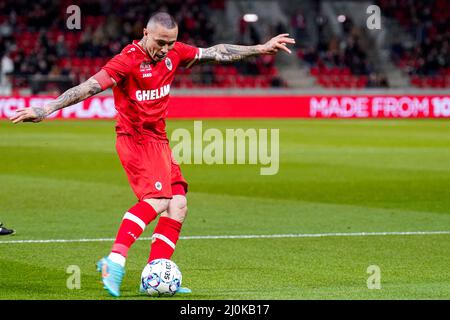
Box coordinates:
[432,97,450,117]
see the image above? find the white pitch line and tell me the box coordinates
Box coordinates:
[0,231,449,244]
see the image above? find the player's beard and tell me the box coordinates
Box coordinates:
[149,47,165,62]
[155,53,166,60]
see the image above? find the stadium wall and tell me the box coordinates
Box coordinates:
[0,90,449,119]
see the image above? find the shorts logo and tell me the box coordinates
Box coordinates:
[165,57,172,71]
[155,181,162,191]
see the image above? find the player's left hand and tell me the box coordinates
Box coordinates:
[260,34,296,55]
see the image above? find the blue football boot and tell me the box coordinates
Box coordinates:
[176,286,192,294]
[96,257,125,297]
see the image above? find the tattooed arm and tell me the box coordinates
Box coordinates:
[199,33,295,64]
[10,73,112,124]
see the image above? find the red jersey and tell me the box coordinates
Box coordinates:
[102,40,200,142]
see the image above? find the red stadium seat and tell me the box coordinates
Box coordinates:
[357,76,368,88]
[330,67,341,76]
[425,77,435,87]
[445,76,450,87]
[436,76,446,88]
[71,58,80,67]
[410,76,422,87]
[310,66,319,76]
[342,67,351,76]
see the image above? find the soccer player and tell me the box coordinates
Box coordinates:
[10,12,295,297]
[0,222,15,236]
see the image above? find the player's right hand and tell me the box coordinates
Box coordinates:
[9,106,49,124]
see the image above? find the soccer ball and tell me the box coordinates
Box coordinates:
[140,258,182,297]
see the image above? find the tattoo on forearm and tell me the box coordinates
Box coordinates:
[201,44,261,63]
[32,107,47,121]
[46,78,102,114]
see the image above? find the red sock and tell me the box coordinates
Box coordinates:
[148,217,182,262]
[111,201,157,258]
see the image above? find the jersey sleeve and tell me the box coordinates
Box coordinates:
[102,51,134,83]
[175,42,202,69]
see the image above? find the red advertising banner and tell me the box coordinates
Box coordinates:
[0,95,449,119]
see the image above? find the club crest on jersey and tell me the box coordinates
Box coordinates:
[165,57,173,71]
[140,61,152,78]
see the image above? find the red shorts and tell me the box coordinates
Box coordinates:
[116,134,188,200]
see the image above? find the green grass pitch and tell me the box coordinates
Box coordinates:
[0,119,449,299]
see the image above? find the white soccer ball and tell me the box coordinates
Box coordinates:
[141,259,182,297]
